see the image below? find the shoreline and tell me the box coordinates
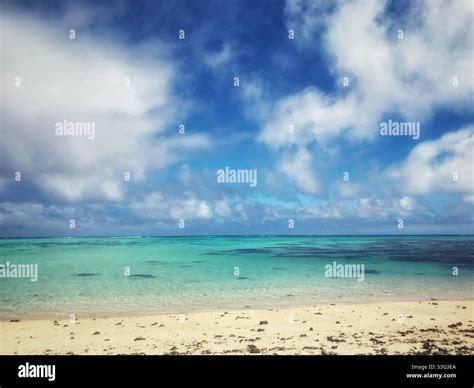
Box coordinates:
[1,300,472,355]
[1,295,473,321]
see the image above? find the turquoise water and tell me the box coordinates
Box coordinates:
[0,236,473,319]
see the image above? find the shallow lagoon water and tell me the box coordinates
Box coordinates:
[0,235,472,318]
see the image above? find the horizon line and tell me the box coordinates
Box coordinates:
[1,233,473,239]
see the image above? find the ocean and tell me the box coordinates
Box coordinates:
[0,235,472,319]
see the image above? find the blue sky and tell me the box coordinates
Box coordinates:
[0,0,473,236]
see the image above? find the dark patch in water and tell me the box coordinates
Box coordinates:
[193,260,205,263]
[179,265,192,268]
[272,254,321,258]
[235,248,272,253]
[129,274,156,279]
[365,270,381,274]
[206,248,273,255]
[271,246,355,259]
[145,260,168,264]
[72,273,100,277]
[390,256,440,263]
[272,267,284,270]
[237,277,250,280]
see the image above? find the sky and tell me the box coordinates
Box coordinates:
[0,0,473,237]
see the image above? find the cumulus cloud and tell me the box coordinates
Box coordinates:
[387,126,474,201]
[256,0,473,194]
[334,181,370,198]
[215,198,232,217]
[322,0,472,119]
[296,195,430,221]
[258,88,358,148]
[279,148,321,194]
[130,192,213,221]
[0,7,210,202]
[128,191,235,222]
[351,196,427,220]
[296,201,345,219]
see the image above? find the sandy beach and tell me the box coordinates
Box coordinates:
[1,300,472,355]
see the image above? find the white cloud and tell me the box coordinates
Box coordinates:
[169,198,213,220]
[0,7,210,201]
[322,0,473,119]
[335,181,369,198]
[215,198,232,217]
[256,0,473,194]
[352,196,425,219]
[296,195,427,220]
[387,126,474,200]
[296,201,344,219]
[279,148,321,194]
[130,192,213,221]
[258,88,358,148]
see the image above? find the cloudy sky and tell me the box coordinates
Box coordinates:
[0,0,473,237]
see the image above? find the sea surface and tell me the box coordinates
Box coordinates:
[0,236,473,319]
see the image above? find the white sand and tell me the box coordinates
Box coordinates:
[1,300,472,355]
